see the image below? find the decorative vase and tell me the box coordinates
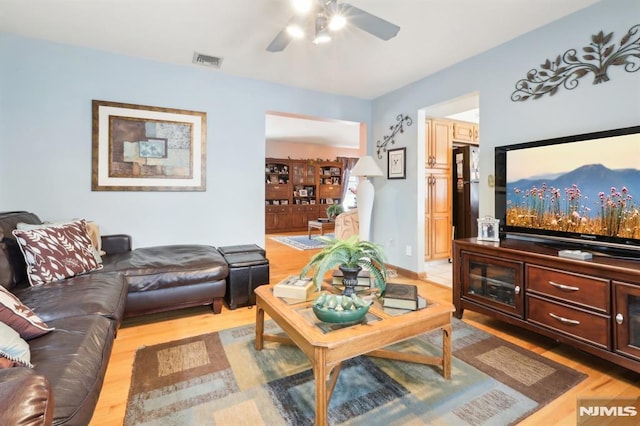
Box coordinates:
[339,265,362,296]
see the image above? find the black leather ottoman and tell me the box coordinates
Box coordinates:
[217,244,266,257]
[223,252,270,309]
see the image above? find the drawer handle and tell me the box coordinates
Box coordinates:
[549,312,580,326]
[548,281,580,292]
[616,313,624,325]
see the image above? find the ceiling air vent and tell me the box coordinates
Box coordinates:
[192,52,223,69]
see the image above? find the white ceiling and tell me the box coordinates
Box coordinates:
[0,0,598,100]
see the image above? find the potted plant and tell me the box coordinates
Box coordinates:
[300,235,387,296]
[325,204,344,220]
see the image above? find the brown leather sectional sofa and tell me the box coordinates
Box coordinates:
[0,211,229,425]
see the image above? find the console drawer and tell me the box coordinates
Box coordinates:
[527,265,609,313]
[527,294,610,349]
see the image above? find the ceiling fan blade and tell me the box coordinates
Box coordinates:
[267,28,291,52]
[341,4,400,41]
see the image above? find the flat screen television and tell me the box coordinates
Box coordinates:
[495,125,640,255]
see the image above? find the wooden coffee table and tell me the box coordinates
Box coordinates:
[254,285,454,426]
[307,220,334,238]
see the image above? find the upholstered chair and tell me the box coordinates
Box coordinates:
[334,209,359,240]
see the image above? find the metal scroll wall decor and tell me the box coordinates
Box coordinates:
[511,24,640,102]
[376,114,412,159]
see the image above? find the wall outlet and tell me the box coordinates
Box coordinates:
[405,245,412,256]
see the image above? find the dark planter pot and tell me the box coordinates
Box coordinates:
[339,265,362,296]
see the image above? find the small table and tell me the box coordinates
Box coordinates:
[254,285,454,426]
[307,220,334,238]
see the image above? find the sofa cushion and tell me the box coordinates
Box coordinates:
[0,368,53,426]
[13,220,102,286]
[29,314,116,426]
[12,272,128,326]
[0,286,53,340]
[101,245,228,292]
[0,322,32,368]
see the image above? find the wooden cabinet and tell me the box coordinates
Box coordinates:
[425,171,451,260]
[265,205,291,232]
[451,121,479,143]
[453,238,640,373]
[424,118,479,261]
[317,162,342,206]
[291,205,319,229]
[613,282,640,361]
[425,119,451,169]
[424,119,453,261]
[291,161,316,185]
[462,252,524,317]
[265,158,344,232]
[265,159,291,206]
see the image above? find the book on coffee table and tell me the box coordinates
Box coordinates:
[273,275,315,300]
[382,283,427,310]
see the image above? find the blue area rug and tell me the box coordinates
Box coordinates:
[270,233,335,251]
[124,318,587,425]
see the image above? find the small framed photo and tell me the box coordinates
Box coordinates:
[299,189,308,197]
[477,216,500,241]
[387,147,406,179]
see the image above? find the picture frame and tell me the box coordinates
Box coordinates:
[92,100,206,191]
[387,147,406,179]
[477,216,500,242]
[298,189,308,196]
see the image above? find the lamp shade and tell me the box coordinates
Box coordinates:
[350,156,383,177]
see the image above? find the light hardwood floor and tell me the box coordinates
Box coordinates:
[91,233,639,425]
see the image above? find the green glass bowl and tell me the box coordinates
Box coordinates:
[312,299,370,324]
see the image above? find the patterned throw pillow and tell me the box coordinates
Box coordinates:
[13,220,102,286]
[0,321,33,367]
[0,286,53,340]
[17,220,104,263]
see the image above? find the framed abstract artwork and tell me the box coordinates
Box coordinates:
[92,100,206,191]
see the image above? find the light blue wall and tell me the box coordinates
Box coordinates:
[1,0,638,273]
[371,0,640,272]
[0,33,371,248]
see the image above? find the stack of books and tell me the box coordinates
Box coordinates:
[331,269,372,292]
[382,283,427,310]
[273,275,316,301]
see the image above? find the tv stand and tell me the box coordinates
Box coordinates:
[453,238,640,373]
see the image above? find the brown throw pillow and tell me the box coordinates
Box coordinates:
[12,220,102,286]
[0,286,53,341]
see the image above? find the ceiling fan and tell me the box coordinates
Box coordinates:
[267,0,400,52]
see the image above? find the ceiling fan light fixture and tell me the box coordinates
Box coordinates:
[313,31,331,44]
[328,14,346,31]
[313,15,331,44]
[286,23,305,39]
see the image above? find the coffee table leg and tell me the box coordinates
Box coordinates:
[255,303,264,351]
[313,348,328,426]
[443,323,452,379]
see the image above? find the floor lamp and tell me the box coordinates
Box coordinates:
[350,155,383,241]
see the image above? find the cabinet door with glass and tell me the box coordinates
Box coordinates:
[613,281,640,361]
[461,252,524,317]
